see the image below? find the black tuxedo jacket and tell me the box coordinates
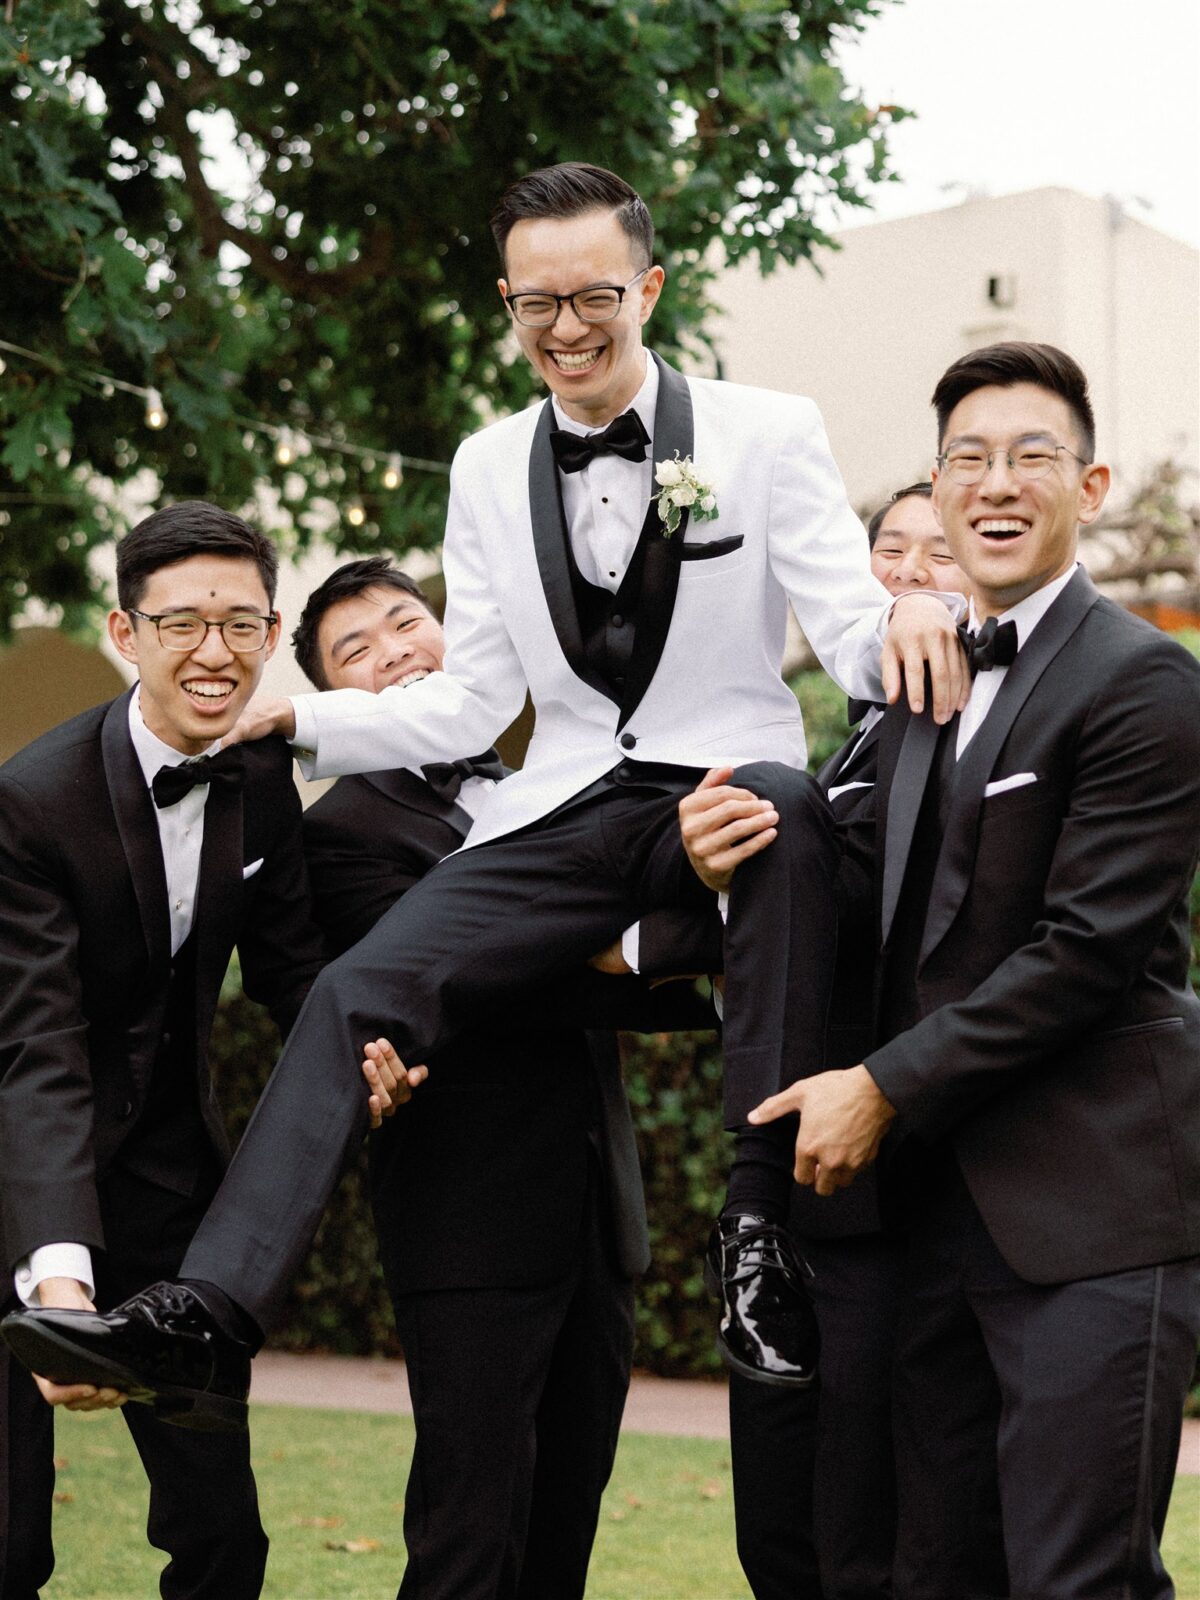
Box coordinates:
[866,570,1200,1283]
[0,689,326,1273]
[301,768,654,1292]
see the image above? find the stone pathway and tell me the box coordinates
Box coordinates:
[250,1350,1199,1473]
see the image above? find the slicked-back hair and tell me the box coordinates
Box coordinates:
[116,501,278,612]
[293,556,435,690]
[933,342,1096,461]
[491,162,654,270]
[867,482,934,547]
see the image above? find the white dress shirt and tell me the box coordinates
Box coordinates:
[14,694,221,1305]
[956,564,1079,758]
[553,356,659,593]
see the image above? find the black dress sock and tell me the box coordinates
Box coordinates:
[722,1122,797,1223]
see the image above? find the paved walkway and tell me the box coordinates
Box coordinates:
[251,1351,1200,1474]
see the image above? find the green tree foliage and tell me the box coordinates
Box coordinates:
[1,0,905,633]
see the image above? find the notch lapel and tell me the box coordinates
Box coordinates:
[364,767,474,840]
[192,770,244,1055]
[919,568,1102,964]
[100,689,171,974]
[528,400,613,702]
[617,354,694,730]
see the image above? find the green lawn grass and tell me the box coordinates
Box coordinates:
[42,1404,1199,1600]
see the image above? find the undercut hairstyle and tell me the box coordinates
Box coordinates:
[867,481,934,547]
[292,556,434,690]
[932,342,1096,461]
[491,162,654,270]
[116,501,278,612]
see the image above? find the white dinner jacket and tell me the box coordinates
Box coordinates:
[291,355,892,849]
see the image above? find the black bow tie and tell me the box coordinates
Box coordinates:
[421,749,506,804]
[548,410,650,474]
[151,746,246,810]
[958,616,1019,677]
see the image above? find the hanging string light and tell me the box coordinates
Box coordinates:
[274,426,297,466]
[144,387,168,429]
[382,452,404,490]
[345,502,367,528]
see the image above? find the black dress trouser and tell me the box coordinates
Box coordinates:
[0,1169,267,1600]
[184,764,838,1334]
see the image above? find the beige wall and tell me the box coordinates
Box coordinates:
[709,187,1199,510]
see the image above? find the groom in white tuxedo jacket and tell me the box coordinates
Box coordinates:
[4,163,966,1427]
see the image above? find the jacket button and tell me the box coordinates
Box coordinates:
[619,733,636,750]
[615,763,633,781]
[611,613,625,628]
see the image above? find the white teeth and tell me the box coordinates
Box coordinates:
[396,670,429,688]
[977,521,1029,534]
[184,682,234,699]
[550,349,601,372]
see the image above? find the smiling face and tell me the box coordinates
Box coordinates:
[933,382,1110,619]
[498,208,665,427]
[316,585,445,694]
[108,554,280,754]
[871,494,968,598]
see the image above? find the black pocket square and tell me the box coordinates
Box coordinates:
[680,534,744,561]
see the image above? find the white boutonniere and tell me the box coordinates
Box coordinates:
[654,452,718,538]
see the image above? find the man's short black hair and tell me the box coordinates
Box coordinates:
[867,482,934,547]
[932,342,1096,461]
[116,501,278,612]
[491,162,654,270]
[293,556,435,690]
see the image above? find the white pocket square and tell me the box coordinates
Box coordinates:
[984,772,1037,798]
[827,780,874,803]
[242,858,264,880]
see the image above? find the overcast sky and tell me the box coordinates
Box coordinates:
[832,0,1199,247]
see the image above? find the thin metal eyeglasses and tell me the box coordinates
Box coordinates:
[936,441,1089,486]
[504,268,650,328]
[127,609,277,652]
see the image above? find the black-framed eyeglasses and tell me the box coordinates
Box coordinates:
[936,440,1089,486]
[127,609,277,653]
[504,268,650,328]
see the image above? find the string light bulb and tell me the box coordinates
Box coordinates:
[275,427,297,465]
[346,502,366,528]
[382,452,404,490]
[0,356,6,376]
[144,387,167,429]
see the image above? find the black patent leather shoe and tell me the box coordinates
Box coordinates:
[1,1282,250,1433]
[703,1214,819,1387]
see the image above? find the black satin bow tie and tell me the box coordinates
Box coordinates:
[548,410,650,474]
[421,749,506,804]
[151,746,246,810]
[847,697,883,727]
[958,616,1019,676]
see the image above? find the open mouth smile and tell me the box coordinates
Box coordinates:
[182,680,236,706]
[974,519,1031,543]
[546,348,603,374]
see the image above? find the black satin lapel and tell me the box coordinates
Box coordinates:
[529,400,611,701]
[880,708,940,947]
[364,768,472,838]
[617,356,694,730]
[920,568,1102,963]
[100,689,171,973]
[192,775,244,1045]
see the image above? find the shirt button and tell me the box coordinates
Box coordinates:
[601,496,609,504]
[619,733,637,750]
[175,900,183,910]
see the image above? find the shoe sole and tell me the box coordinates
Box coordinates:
[703,1256,818,1390]
[2,1318,248,1433]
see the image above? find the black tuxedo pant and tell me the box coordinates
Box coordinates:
[385,1159,632,1600]
[728,1232,907,1600]
[184,763,837,1333]
[892,1159,1200,1600]
[0,1169,267,1600]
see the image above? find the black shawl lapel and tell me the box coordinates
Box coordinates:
[100,687,171,974]
[528,400,612,702]
[880,705,940,947]
[364,767,474,839]
[192,763,245,1059]
[616,353,694,731]
[919,567,1102,964]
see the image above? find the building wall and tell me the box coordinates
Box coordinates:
[708,187,1199,510]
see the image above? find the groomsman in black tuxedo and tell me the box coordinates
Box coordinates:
[0,504,326,1597]
[746,343,1200,1600]
[4,162,968,1421]
[686,486,977,1600]
[293,556,708,1600]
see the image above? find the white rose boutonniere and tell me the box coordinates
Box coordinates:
[654,452,718,538]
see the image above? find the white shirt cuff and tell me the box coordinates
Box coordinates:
[288,694,320,777]
[16,1244,95,1306]
[620,921,641,975]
